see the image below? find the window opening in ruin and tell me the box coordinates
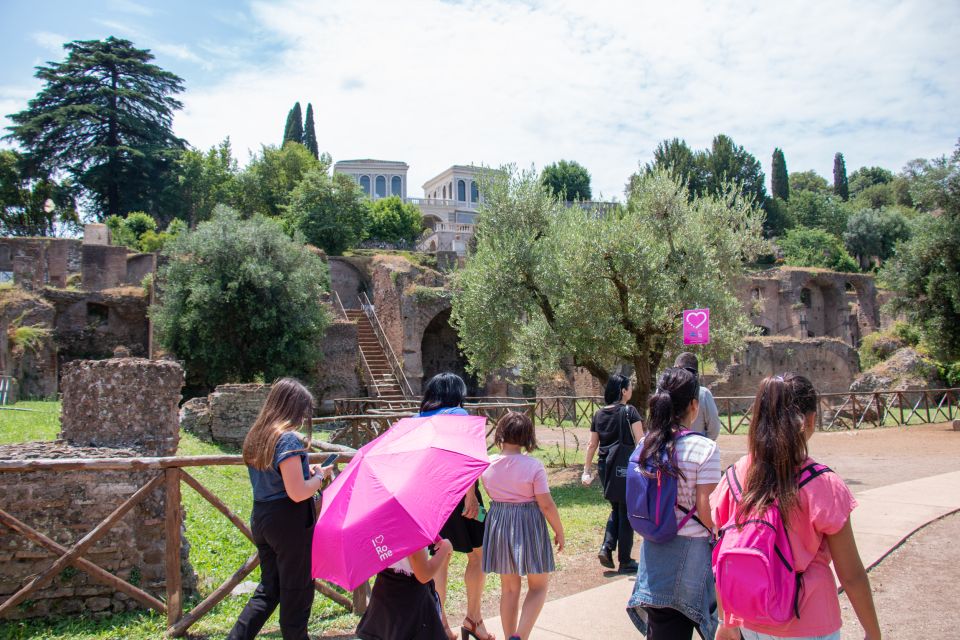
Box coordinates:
[800,287,812,307]
[758,325,771,336]
[87,302,109,328]
[0,245,10,264]
[845,282,855,292]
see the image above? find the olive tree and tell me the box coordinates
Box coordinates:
[451,167,767,411]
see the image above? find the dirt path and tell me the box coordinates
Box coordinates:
[840,511,960,638]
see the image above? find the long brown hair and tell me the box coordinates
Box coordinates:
[737,376,809,525]
[242,378,315,471]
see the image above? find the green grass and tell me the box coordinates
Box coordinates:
[0,401,62,444]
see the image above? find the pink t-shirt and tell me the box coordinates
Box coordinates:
[710,455,857,637]
[481,453,549,503]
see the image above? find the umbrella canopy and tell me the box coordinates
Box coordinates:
[311,414,490,590]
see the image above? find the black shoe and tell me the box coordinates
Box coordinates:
[597,546,614,569]
[618,560,639,574]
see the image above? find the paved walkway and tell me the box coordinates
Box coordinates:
[483,469,960,639]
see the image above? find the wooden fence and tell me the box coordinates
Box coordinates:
[335,389,960,435]
[0,449,366,637]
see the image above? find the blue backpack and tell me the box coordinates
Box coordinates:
[626,430,708,543]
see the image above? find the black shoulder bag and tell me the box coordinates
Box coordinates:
[601,405,635,503]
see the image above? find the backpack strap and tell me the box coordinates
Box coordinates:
[797,462,832,489]
[725,464,744,502]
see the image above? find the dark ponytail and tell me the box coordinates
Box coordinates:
[603,373,631,405]
[738,375,811,526]
[638,367,699,479]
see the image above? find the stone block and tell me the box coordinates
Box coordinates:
[83,224,110,246]
[953,419,960,431]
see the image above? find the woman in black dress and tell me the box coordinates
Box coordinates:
[582,374,644,574]
[417,373,494,640]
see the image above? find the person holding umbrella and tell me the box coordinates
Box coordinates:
[417,373,494,640]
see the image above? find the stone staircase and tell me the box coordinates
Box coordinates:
[344,308,408,402]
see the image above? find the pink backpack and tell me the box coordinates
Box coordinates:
[712,462,831,625]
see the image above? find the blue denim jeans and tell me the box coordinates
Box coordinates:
[740,629,841,640]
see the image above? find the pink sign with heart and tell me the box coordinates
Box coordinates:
[683,308,710,345]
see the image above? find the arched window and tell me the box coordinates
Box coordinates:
[391,176,402,196]
[470,181,478,202]
[457,180,466,202]
[442,185,447,199]
[359,175,371,196]
[800,287,812,308]
[375,175,386,198]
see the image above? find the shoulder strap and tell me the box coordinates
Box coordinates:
[726,464,744,502]
[797,462,833,489]
[618,404,635,446]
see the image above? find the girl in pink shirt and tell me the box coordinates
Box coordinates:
[711,374,881,640]
[481,412,565,640]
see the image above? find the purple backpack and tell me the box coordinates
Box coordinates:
[712,462,832,625]
[626,430,708,543]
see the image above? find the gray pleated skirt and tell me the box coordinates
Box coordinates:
[481,501,555,575]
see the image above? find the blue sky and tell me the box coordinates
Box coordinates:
[1,0,958,200]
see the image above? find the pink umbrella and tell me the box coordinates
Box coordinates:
[311,414,490,590]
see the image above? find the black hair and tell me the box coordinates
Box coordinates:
[420,372,467,413]
[638,367,700,478]
[603,373,632,405]
[783,372,818,416]
[674,352,699,375]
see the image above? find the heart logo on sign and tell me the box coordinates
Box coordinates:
[685,311,707,330]
[372,535,384,545]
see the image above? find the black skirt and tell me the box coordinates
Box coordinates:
[438,483,485,553]
[355,569,447,640]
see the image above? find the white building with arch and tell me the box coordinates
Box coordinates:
[332,159,408,200]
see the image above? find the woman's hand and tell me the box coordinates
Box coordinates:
[434,538,453,559]
[715,624,740,640]
[462,491,480,519]
[310,464,333,480]
[554,530,565,552]
[581,469,593,486]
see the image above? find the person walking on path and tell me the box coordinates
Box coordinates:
[481,412,564,640]
[355,539,454,640]
[417,373,494,640]
[228,378,332,640]
[674,352,721,440]
[711,374,881,640]
[626,367,720,638]
[583,374,644,573]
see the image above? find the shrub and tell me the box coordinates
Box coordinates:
[152,206,330,389]
[779,227,859,272]
[367,196,423,244]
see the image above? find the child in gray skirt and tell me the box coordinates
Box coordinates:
[480,412,565,640]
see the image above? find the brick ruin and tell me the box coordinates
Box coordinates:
[0,357,195,619]
[180,383,272,446]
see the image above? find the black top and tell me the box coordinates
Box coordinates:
[590,404,642,449]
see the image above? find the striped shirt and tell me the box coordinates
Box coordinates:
[640,432,721,538]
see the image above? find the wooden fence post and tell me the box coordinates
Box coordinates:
[165,468,183,627]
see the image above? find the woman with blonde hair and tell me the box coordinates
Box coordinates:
[228,378,331,640]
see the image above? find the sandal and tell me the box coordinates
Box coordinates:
[461,616,496,640]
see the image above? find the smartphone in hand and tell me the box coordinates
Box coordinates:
[321,453,338,468]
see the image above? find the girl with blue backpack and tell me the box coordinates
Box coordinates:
[710,374,881,640]
[626,367,720,639]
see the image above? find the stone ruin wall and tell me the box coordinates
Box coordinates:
[0,357,194,620]
[180,383,271,446]
[709,337,860,410]
[0,288,57,401]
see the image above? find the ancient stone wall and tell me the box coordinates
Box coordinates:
[709,337,860,409]
[0,287,57,399]
[125,254,155,289]
[0,357,194,619]
[81,245,130,291]
[180,383,272,446]
[0,238,82,291]
[60,357,184,454]
[316,319,361,409]
[327,256,371,309]
[44,287,149,366]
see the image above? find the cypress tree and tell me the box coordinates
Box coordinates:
[282,102,303,146]
[771,148,789,201]
[303,103,319,159]
[833,152,849,201]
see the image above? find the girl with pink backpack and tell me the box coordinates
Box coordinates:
[626,367,720,639]
[710,374,881,640]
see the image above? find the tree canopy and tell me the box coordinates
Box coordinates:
[771,148,789,201]
[833,153,849,201]
[152,206,330,389]
[5,37,185,219]
[880,141,960,360]
[779,227,858,272]
[235,143,327,218]
[303,103,319,159]
[843,207,911,270]
[0,149,78,236]
[367,196,423,244]
[284,169,369,255]
[789,170,830,194]
[451,168,766,410]
[541,160,592,201]
[283,102,304,146]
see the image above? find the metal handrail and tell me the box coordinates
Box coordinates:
[358,291,415,398]
[331,290,349,321]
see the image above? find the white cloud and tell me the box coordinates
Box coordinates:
[31,31,69,53]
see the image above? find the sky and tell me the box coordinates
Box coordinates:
[1,0,958,201]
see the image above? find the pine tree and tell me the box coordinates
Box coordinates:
[833,152,849,201]
[771,148,789,201]
[282,102,303,146]
[4,37,185,219]
[303,103,319,159]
